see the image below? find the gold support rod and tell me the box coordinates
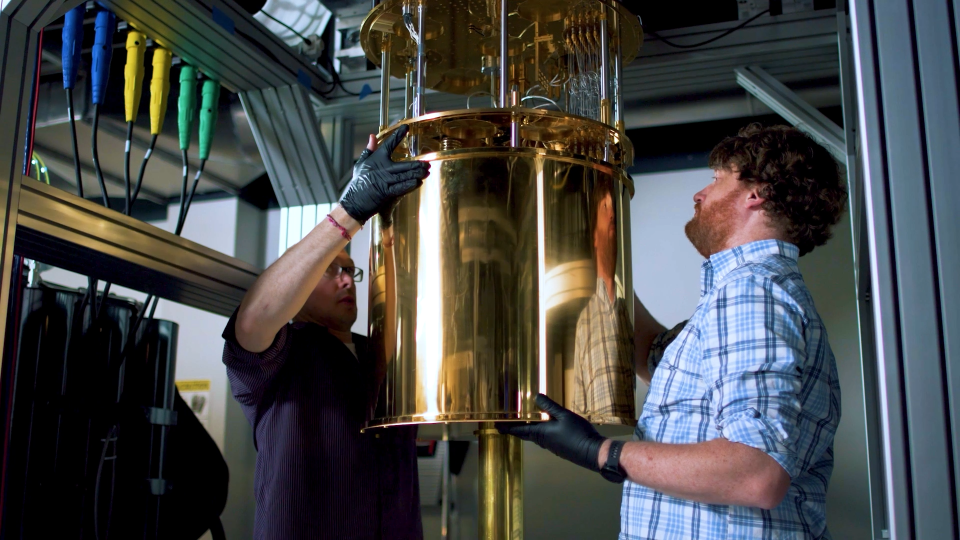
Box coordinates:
[379,38,391,132]
[478,423,523,540]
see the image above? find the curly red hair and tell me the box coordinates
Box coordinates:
[708,124,847,256]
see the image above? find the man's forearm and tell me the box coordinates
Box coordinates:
[235,206,361,352]
[597,437,791,510]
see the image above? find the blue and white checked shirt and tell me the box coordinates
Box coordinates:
[622,240,841,540]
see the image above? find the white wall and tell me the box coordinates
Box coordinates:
[630,169,872,538]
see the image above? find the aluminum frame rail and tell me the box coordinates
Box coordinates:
[240,85,338,207]
[100,0,332,101]
[849,0,960,538]
[15,179,258,316]
[0,0,75,360]
[735,65,845,162]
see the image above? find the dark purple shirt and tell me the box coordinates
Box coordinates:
[222,313,422,540]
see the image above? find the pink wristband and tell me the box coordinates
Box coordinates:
[327,214,352,241]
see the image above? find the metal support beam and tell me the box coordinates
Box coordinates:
[0,0,77,374]
[240,84,337,208]
[99,0,332,104]
[321,115,353,194]
[836,3,887,539]
[849,0,960,538]
[735,65,845,162]
[0,0,80,498]
[16,179,258,316]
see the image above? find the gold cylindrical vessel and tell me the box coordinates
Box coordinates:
[361,2,643,537]
[368,109,636,429]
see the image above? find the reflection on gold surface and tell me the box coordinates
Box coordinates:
[570,177,635,424]
[367,143,635,429]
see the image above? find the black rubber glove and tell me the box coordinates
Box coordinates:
[339,124,429,224]
[496,393,606,472]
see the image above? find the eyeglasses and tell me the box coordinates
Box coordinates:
[324,263,364,283]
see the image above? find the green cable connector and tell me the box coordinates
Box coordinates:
[198,79,220,161]
[178,65,197,150]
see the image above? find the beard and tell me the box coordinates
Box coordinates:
[684,189,741,258]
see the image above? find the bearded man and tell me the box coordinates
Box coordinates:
[500,124,848,539]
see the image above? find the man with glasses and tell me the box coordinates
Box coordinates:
[222,126,429,540]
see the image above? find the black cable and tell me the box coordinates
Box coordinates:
[90,104,110,209]
[643,10,770,50]
[260,10,310,42]
[123,121,133,215]
[95,282,111,321]
[67,88,99,316]
[320,55,361,97]
[147,294,159,320]
[66,88,84,199]
[131,134,158,211]
[176,159,206,235]
[178,149,189,232]
[94,424,118,540]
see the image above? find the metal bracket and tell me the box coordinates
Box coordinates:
[146,406,178,426]
[734,65,846,163]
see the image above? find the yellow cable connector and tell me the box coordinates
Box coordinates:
[149,48,173,135]
[123,31,147,123]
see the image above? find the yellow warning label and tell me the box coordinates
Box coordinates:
[176,379,211,392]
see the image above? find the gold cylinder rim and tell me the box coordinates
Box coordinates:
[396,143,636,197]
[377,107,635,164]
[365,413,546,431]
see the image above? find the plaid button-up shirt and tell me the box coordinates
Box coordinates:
[622,240,841,540]
[573,277,636,425]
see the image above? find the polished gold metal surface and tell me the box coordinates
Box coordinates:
[367,134,636,429]
[16,178,259,317]
[363,3,641,537]
[381,108,634,169]
[478,424,523,540]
